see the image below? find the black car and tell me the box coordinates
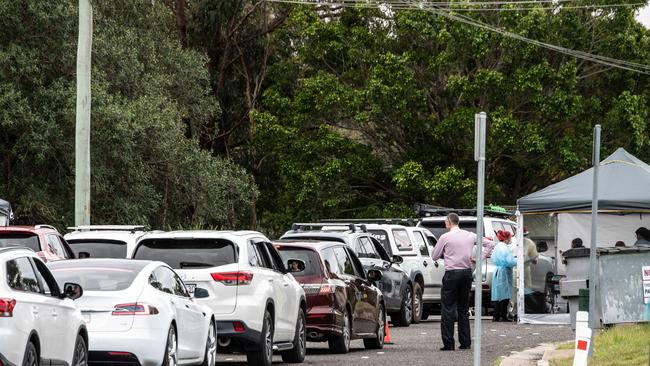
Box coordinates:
[280,223,414,326]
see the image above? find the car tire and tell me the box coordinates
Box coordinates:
[162,326,178,366]
[247,310,274,366]
[22,341,38,366]
[391,284,413,327]
[72,335,87,366]
[363,303,385,350]
[201,321,217,366]
[328,309,351,354]
[281,308,306,363]
[412,282,423,324]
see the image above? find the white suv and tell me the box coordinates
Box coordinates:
[64,225,151,259]
[131,231,307,366]
[0,247,87,366]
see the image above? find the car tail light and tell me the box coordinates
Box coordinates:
[211,271,253,286]
[232,321,246,332]
[112,303,159,316]
[0,298,16,317]
[319,284,335,294]
[107,352,132,356]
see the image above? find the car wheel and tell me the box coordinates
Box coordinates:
[281,308,306,363]
[22,341,38,366]
[247,310,274,366]
[544,281,556,314]
[72,335,88,366]
[328,310,351,354]
[412,282,423,324]
[391,284,413,327]
[201,321,217,366]
[162,326,177,366]
[363,303,385,349]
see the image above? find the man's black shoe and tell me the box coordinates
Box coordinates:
[459,345,471,350]
[440,347,454,351]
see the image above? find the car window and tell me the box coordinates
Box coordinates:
[369,237,391,261]
[264,243,287,273]
[392,229,413,252]
[67,240,127,259]
[321,248,341,275]
[413,231,429,256]
[333,246,356,276]
[172,272,189,297]
[31,258,59,296]
[134,239,236,269]
[0,233,40,252]
[253,242,273,269]
[425,235,437,247]
[355,238,369,257]
[247,241,262,267]
[491,221,505,237]
[345,247,366,279]
[503,223,516,236]
[47,235,67,257]
[360,237,379,259]
[6,257,41,293]
[51,265,140,291]
[152,267,177,295]
[367,229,392,256]
[277,247,323,278]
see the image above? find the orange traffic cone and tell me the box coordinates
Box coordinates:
[384,320,393,344]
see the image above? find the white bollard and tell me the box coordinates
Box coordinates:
[572,325,592,366]
[574,311,589,348]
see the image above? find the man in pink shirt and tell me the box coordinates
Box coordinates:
[431,213,494,351]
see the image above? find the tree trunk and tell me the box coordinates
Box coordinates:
[175,0,188,48]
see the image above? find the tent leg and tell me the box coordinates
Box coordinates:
[516,212,526,323]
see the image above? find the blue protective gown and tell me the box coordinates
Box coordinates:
[491,242,517,302]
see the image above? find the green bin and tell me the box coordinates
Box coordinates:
[578,288,589,312]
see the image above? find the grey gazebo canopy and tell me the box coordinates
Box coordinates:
[517,148,650,213]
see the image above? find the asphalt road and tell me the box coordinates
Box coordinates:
[217,316,574,366]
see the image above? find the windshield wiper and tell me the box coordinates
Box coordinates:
[179,261,214,268]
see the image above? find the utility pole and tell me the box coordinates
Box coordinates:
[75,0,92,226]
[474,112,487,366]
[589,125,601,330]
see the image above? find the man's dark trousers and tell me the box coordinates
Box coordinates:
[441,268,473,349]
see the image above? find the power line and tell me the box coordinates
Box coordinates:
[269,0,650,74]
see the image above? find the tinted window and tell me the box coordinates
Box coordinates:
[369,237,391,261]
[420,220,477,238]
[425,235,437,247]
[333,247,356,276]
[151,267,178,295]
[413,231,429,256]
[172,271,189,297]
[367,230,392,255]
[265,243,287,272]
[393,229,413,252]
[321,248,341,275]
[50,265,140,291]
[134,239,236,269]
[32,259,59,296]
[359,237,379,259]
[247,242,262,267]
[277,248,323,278]
[346,248,366,279]
[254,242,273,269]
[492,221,504,236]
[47,235,67,257]
[67,240,127,259]
[6,257,41,293]
[0,233,40,251]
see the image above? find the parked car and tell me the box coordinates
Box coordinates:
[64,225,151,259]
[281,224,414,326]
[417,207,556,314]
[315,220,445,321]
[48,258,216,366]
[0,247,87,366]
[274,241,386,353]
[131,231,306,366]
[0,225,75,262]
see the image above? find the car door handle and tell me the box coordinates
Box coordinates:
[423,261,429,267]
[31,306,39,317]
[268,278,275,283]
[283,282,289,287]
[51,310,58,318]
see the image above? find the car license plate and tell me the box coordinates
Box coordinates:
[186,283,197,294]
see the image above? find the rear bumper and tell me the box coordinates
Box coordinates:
[305,306,343,340]
[87,327,167,366]
[216,320,261,346]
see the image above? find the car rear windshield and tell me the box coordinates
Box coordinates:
[277,247,323,278]
[420,221,477,238]
[0,233,40,252]
[367,230,392,255]
[133,239,236,269]
[67,240,127,259]
[49,262,143,291]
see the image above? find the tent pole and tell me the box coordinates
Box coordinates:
[516,212,525,322]
[589,125,601,330]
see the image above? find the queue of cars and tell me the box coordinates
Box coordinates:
[0,208,557,366]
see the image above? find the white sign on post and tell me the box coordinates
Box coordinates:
[641,266,650,304]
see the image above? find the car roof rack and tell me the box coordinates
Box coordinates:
[320,218,419,226]
[67,225,147,233]
[414,203,514,219]
[291,223,368,233]
[34,224,57,231]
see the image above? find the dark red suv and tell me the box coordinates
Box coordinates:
[0,225,75,262]
[275,240,386,354]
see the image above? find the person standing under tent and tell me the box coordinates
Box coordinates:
[431,213,494,351]
[491,230,517,322]
[634,227,650,246]
[523,227,539,294]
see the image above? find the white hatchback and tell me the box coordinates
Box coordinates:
[0,247,87,366]
[48,258,216,366]
[132,231,307,366]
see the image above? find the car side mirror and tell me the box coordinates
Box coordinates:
[537,242,548,253]
[391,255,403,264]
[62,282,83,300]
[193,287,209,299]
[287,259,306,273]
[367,269,383,282]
